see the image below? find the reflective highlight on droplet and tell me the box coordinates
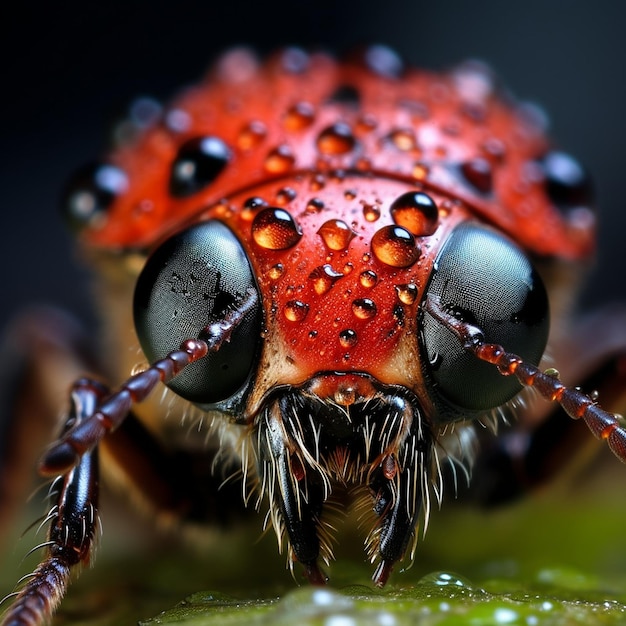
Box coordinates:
[251,208,302,249]
[371,225,420,267]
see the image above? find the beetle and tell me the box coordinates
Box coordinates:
[2,45,626,625]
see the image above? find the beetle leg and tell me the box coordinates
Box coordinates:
[0,307,98,544]
[1,379,104,626]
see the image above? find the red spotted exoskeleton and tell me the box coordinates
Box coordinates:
[2,46,626,625]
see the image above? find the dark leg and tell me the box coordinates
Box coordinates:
[1,379,104,626]
[0,308,97,544]
[1,307,251,625]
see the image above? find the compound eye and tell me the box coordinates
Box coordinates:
[133,221,262,405]
[421,223,549,412]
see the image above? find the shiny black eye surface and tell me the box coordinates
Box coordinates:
[60,162,128,230]
[421,223,549,413]
[134,221,262,406]
[170,136,232,197]
[540,150,594,210]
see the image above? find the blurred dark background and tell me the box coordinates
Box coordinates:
[1,0,625,331]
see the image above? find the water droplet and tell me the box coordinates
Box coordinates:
[61,162,128,230]
[352,298,377,320]
[393,304,405,325]
[268,263,284,280]
[310,173,326,191]
[343,262,354,274]
[308,330,318,340]
[284,101,315,130]
[317,219,356,250]
[316,123,356,155]
[215,48,259,83]
[264,144,295,173]
[165,109,192,133]
[460,157,493,193]
[284,300,309,322]
[344,189,357,200]
[169,136,232,197]
[412,162,429,181]
[419,571,474,590]
[389,128,417,151]
[241,196,268,220]
[279,48,310,74]
[371,226,420,268]
[309,265,344,294]
[395,283,418,305]
[390,191,439,236]
[252,208,302,249]
[362,202,381,222]
[363,45,404,79]
[359,270,378,288]
[276,187,297,205]
[356,114,378,132]
[355,157,372,171]
[540,150,594,209]
[237,120,267,150]
[306,198,325,213]
[338,329,358,348]
[481,137,506,163]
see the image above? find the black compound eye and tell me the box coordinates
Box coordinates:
[540,150,594,210]
[60,162,128,230]
[170,136,232,197]
[133,221,262,406]
[421,223,549,413]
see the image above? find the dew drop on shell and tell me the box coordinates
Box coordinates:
[338,328,358,349]
[352,298,377,320]
[241,196,268,221]
[264,144,296,173]
[371,225,420,268]
[316,122,356,155]
[268,263,284,280]
[362,202,381,222]
[252,207,302,249]
[460,157,493,194]
[306,198,325,213]
[412,162,430,181]
[309,264,344,294]
[284,300,309,322]
[389,128,417,151]
[359,270,378,288]
[276,187,297,205]
[237,120,267,150]
[395,283,418,305]
[389,191,439,236]
[317,219,356,250]
[284,101,316,130]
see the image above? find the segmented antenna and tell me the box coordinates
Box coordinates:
[425,294,626,463]
[39,289,258,476]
